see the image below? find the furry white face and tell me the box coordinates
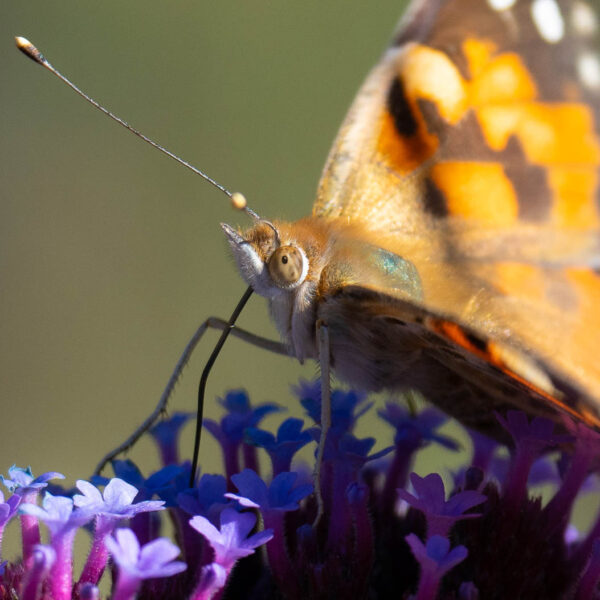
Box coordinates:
[221,222,309,298]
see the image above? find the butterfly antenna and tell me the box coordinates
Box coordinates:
[15,36,251,215]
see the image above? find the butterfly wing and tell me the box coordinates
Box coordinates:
[313,0,600,422]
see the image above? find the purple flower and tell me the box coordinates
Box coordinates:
[106,528,186,600]
[106,528,186,577]
[204,390,280,477]
[379,405,458,514]
[406,534,468,600]
[496,411,570,513]
[20,494,92,600]
[227,469,313,513]
[73,478,164,587]
[73,478,165,518]
[177,473,229,524]
[150,412,193,466]
[189,507,273,570]
[297,380,371,436]
[205,390,280,445]
[2,466,65,569]
[20,544,55,600]
[20,493,91,536]
[496,411,570,453]
[147,464,192,507]
[379,404,459,452]
[0,490,20,528]
[227,469,310,591]
[107,460,145,492]
[397,473,486,538]
[192,562,227,600]
[466,429,498,471]
[245,417,312,474]
[0,466,64,495]
[0,490,21,561]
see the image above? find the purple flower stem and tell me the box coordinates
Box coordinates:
[112,572,141,600]
[159,444,178,467]
[21,553,49,600]
[575,541,600,600]
[428,517,454,539]
[380,448,414,516]
[130,511,160,547]
[349,485,374,592]
[223,442,240,483]
[415,567,442,600]
[544,448,592,530]
[0,524,5,560]
[172,508,204,567]
[263,512,295,588]
[327,471,354,554]
[50,529,77,600]
[20,491,41,568]
[242,444,259,474]
[573,508,600,569]
[502,448,535,514]
[78,516,114,586]
[190,565,225,600]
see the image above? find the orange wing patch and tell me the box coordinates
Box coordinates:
[374,37,600,225]
[430,162,518,225]
[478,103,600,164]
[377,108,438,175]
[547,167,600,227]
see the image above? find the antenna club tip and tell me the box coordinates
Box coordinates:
[15,36,45,65]
[15,36,31,49]
[231,192,247,211]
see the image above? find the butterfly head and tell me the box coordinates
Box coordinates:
[221,221,309,298]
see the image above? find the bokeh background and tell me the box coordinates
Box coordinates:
[1,0,597,546]
[2,1,412,481]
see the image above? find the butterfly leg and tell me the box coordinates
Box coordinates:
[314,320,331,526]
[93,316,289,475]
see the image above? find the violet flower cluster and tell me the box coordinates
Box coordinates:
[1,381,600,599]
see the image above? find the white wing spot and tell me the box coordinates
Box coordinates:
[571,1,597,36]
[487,0,517,10]
[531,0,565,43]
[577,52,600,90]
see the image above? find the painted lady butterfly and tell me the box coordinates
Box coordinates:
[223,0,600,441]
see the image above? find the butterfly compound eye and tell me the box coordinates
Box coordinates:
[268,245,307,288]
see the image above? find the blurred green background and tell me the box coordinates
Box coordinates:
[2,1,597,546]
[2,1,412,482]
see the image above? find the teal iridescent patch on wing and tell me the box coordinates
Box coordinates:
[369,247,423,300]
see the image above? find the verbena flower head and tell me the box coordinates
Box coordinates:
[189,508,273,569]
[73,478,165,518]
[379,404,459,452]
[20,493,92,536]
[0,490,21,527]
[106,528,187,579]
[177,473,229,525]
[244,417,312,474]
[1,466,64,496]
[150,412,193,466]
[397,472,486,538]
[227,469,313,514]
[1,382,599,599]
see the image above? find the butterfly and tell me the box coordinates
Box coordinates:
[221,0,600,442]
